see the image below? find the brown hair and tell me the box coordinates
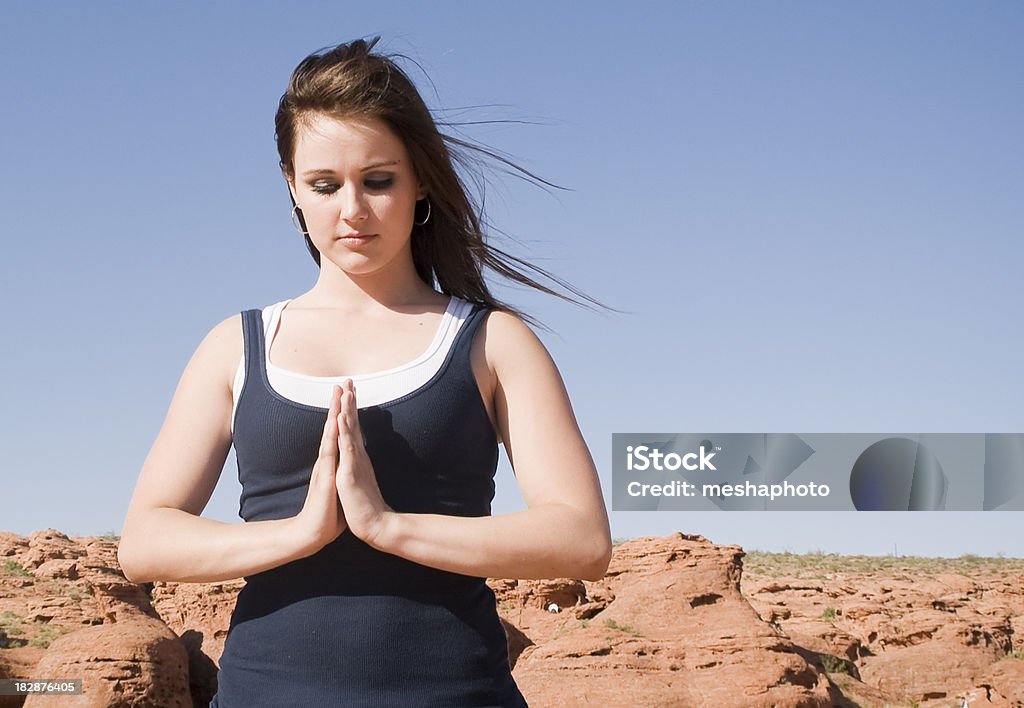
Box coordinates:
[274,36,607,322]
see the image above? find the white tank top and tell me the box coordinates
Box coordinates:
[231,297,473,434]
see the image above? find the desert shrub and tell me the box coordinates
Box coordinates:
[818,653,849,675]
[2,560,32,577]
[0,612,26,648]
[28,623,69,649]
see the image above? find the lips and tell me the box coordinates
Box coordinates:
[338,233,377,248]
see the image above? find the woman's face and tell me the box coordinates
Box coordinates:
[286,113,425,279]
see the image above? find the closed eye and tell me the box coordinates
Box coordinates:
[310,177,394,195]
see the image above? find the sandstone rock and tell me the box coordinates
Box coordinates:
[500,617,533,669]
[22,615,188,707]
[5,528,1023,707]
[0,532,29,557]
[149,578,243,706]
[744,561,1024,706]
[149,580,241,667]
[31,561,78,581]
[19,531,84,572]
[1,531,165,706]
[510,534,834,707]
[824,671,904,707]
[969,657,1024,706]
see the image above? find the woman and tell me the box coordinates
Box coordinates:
[117,36,611,707]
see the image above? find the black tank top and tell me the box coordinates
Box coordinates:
[210,303,529,707]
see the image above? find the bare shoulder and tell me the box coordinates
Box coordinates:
[479,309,554,375]
[468,309,557,446]
[477,309,569,414]
[201,312,245,393]
[477,308,591,497]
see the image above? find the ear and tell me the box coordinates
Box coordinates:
[416,183,427,201]
[282,170,299,204]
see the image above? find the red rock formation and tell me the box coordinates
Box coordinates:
[3,528,1024,707]
[0,529,166,707]
[149,579,242,706]
[502,534,834,707]
[22,615,189,707]
[967,658,1024,706]
[744,564,1024,707]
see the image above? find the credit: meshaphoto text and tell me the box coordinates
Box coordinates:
[626,479,831,500]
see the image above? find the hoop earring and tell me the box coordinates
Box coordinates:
[291,204,308,236]
[413,197,432,226]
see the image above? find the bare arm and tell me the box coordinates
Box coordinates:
[382,506,608,582]
[369,311,612,582]
[120,510,307,584]
[116,314,325,584]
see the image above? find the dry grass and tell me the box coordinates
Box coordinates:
[604,618,643,636]
[0,610,72,649]
[742,550,1024,578]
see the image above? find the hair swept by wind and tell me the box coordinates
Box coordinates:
[275,35,614,327]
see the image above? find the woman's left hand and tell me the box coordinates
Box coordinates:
[334,379,395,549]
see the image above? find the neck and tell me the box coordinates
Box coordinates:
[306,258,440,313]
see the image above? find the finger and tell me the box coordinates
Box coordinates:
[318,385,342,458]
[336,383,347,436]
[336,380,353,432]
[343,379,361,433]
[340,381,369,456]
[337,381,358,454]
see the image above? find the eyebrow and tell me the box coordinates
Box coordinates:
[302,160,400,177]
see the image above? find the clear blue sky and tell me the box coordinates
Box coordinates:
[2,2,1022,557]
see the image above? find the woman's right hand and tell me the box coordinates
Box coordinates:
[291,384,348,556]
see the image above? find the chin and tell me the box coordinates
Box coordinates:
[323,254,394,279]
[323,243,410,277]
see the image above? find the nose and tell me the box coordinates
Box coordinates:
[338,183,369,224]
